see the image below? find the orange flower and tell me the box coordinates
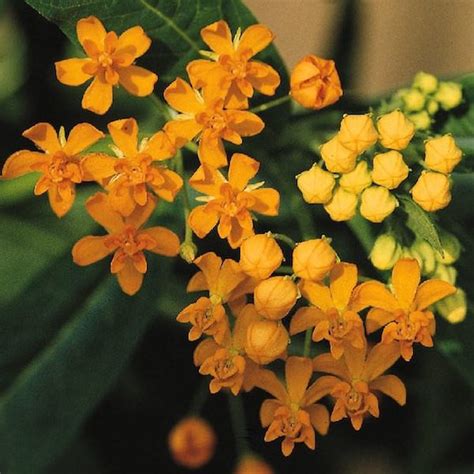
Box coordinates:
[72,192,179,295]
[290,263,366,359]
[187,21,280,109]
[168,417,216,469]
[255,357,330,456]
[82,118,181,216]
[290,55,343,110]
[55,16,157,114]
[2,122,103,217]
[353,258,456,361]
[313,343,406,430]
[163,78,264,167]
[188,154,280,248]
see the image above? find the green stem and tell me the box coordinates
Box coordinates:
[303,328,312,357]
[249,95,291,114]
[227,394,250,455]
[272,233,296,249]
[188,379,209,415]
[175,151,194,247]
[346,214,376,255]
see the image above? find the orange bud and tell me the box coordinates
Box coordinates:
[360,186,397,223]
[320,135,358,173]
[245,318,289,364]
[168,417,216,469]
[290,54,342,110]
[339,161,372,194]
[292,238,336,281]
[371,150,409,189]
[424,135,462,174]
[234,455,274,474]
[297,165,336,204]
[254,276,298,320]
[324,187,358,221]
[377,110,415,150]
[338,114,378,154]
[239,234,283,280]
[410,171,452,211]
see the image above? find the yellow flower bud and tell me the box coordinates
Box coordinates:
[432,263,457,285]
[369,233,402,270]
[168,417,216,469]
[408,111,432,130]
[234,455,274,474]
[324,187,358,221]
[338,114,378,154]
[180,241,197,264]
[320,135,357,173]
[410,239,437,275]
[239,234,283,280]
[245,319,289,365]
[377,110,415,150]
[424,135,462,174]
[435,81,463,110]
[297,165,336,204]
[339,161,372,194]
[435,230,462,264]
[410,171,451,212]
[402,88,425,112]
[413,72,438,94]
[254,276,298,320]
[371,150,409,189]
[426,99,439,115]
[292,238,337,281]
[360,186,397,223]
[436,289,467,324]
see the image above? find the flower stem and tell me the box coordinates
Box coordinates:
[249,95,291,114]
[303,328,312,357]
[227,394,250,455]
[272,233,296,249]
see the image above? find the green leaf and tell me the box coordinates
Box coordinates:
[398,195,443,253]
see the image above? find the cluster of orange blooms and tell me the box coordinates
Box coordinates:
[0,13,461,472]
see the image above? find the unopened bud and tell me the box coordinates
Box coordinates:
[180,241,198,264]
[402,88,426,112]
[320,135,358,173]
[377,110,415,150]
[413,72,438,94]
[360,186,397,223]
[436,289,467,324]
[432,263,457,285]
[240,234,283,280]
[369,234,402,270]
[436,230,462,264]
[245,319,289,365]
[426,99,439,115]
[424,134,462,174]
[338,114,378,154]
[410,239,437,275]
[254,276,298,320]
[371,150,409,189]
[297,165,336,204]
[324,187,358,221]
[410,171,451,212]
[408,111,432,130]
[435,81,463,110]
[339,161,372,194]
[293,238,337,281]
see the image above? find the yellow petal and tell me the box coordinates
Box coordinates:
[414,279,456,310]
[186,59,223,89]
[2,150,47,178]
[260,399,281,427]
[285,356,313,404]
[125,195,156,228]
[363,342,400,381]
[81,153,117,181]
[228,153,259,192]
[164,78,203,114]
[351,280,398,312]
[145,131,176,161]
[329,262,358,310]
[82,76,113,115]
[248,188,279,216]
[299,280,333,311]
[226,110,265,137]
[189,205,220,238]
[392,258,420,309]
[117,257,144,295]
[307,403,330,435]
[23,122,61,153]
[140,227,180,256]
[55,58,93,86]
[369,374,406,406]
[366,308,396,334]
[118,65,157,97]
[76,16,106,56]
[85,192,124,233]
[108,118,138,157]
[72,235,113,266]
[237,24,273,56]
[313,353,349,380]
[200,20,233,55]
[64,123,104,156]
[303,375,340,406]
[48,183,75,217]
[290,307,326,335]
[198,130,227,168]
[116,25,151,59]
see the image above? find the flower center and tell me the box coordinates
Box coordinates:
[48,152,81,183]
[115,156,153,185]
[98,52,113,68]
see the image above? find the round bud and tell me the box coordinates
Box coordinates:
[402,88,426,112]
[410,171,451,212]
[320,135,358,173]
[436,230,462,264]
[413,72,438,94]
[426,99,439,115]
[360,186,397,223]
[245,319,289,365]
[432,263,457,285]
[339,161,372,195]
[371,150,409,189]
[324,187,358,221]
[410,239,437,275]
[435,81,463,110]
[436,289,467,324]
[254,276,298,320]
[369,233,402,270]
[377,110,415,150]
[180,241,197,264]
[424,135,462,174]
[240,234,283,280]
[297,165,336,204]
[292,238,337,281]
[168,417,216,469]
[234,455,274,474]
[338,114,378,154]
[408,111,432,130]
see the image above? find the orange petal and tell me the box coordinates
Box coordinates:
[392,258,420,309]
[118,65,157,97]
[228,153,259,192]
[108,183,136,217]
[237,24,274,56]
[226,110,265,137]
[63,123,104,156]
[290,307,326,335]
[366,308,396,334]
[189,205,220,238]
[215,259,246,300]
[248,188,280,216]
[200,20,233,55]
[48,183,75,217]
[55,58,93,86]
[140,227,180,256]
[81,153,116,181]
[149,168,183,202]
[193,252,222,291]
[82,76,113,115]
[351,280,398,312]
[227,217,252,249]
[85,192,124,233]
[285,356,313,404]
[342,344,367,380]
[329,262,358,310]
[116,25,151,59]
[188,163,226,196]
[307,403,330,435]
[363,342,401,381]
[260,399,281,427]
[369,374,406,406]
[164,120,202,150]
[186,271,208,292]
[186,59,223,88]
[198,130,227,168]
[224,81,250,110]
[414,279,456,310]
[313,353,349,380]
[2,150,48,178]
[76,16,106,56]
[117,257,144,295]
[253,368,287,402]
[247,61,281,95]
[303,375,340,406]
[145,130,176,161]
[72,235,113,266]
[108,118,138,157]
[22,122,61,153]
[125,195,156,228]
[232,303,261,349]
[299,280,333,311]
[164,78,203,114]
[193,337,220,366]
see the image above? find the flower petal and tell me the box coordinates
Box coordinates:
[108,118,139,157]
[414,279,456,310]
[369,374,406,406]
[77,16,107,56]
[260,399,281,427]
[22,123,61,153]
[237,24,274,56]
[186,59,224,88]
[329,262,358,310]
[232,303,260,349]
[189,205,220,239]
[116,25,151,59]
[149,168,183,202]
[85,192,124,233]
[290,307,326,335]
[188,163,226,197]
[117,257,144,295]
[366,308,396,334]
[247,61,281,95]
[307,403,330,435]
[118,65,157,97]
[363,342,401,381]
[82,76,113,115]
[81,153,117,181]
[248,188,279,216]
[285,356,313,404]
[303,375,340,406]
[392,258,420,309]
[192,252,222,291]
[2,150,47,178]
[351,280,398,312]
[125,195,156,228]
[228,153,259,192]
[55,58,93,86]
[140,227,180,256]
[198,129,227,168]
[145,131,176,161]
[193,338,220,366]
[164,119,202,149]
[253,368,287,402]
[72,235,113,266]
[108,183,136,216]
[164,78,203,114]
[313,353,349,380]
[186,271,207,292]
[64,123,104,156]
[200,20,233,55]
[226,110,265,137]
[48,184,75,217]
[299,280,333,311]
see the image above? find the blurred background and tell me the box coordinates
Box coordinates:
[0,1,473,473]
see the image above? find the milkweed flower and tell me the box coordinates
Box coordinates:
[188,153,280,248]
[164,78,264,167]
[239,233,283,280]
[55,16,158,114]
[291,263,366,359]
[2,122,103,217]
[187,20,280,109]
[168,417,216,469]
[255,357,330,456]
[72,192,180,295]
[290,55,342,110]
[369,234,402,271]
[353,258,456,360]
[82,118,181,216]
[313,343,406,430]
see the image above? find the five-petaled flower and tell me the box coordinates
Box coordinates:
[2,122,103,217]
[187,20,280,109]
[55,16,158,114]
[72,192,180,295]
[188,153,280,248]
